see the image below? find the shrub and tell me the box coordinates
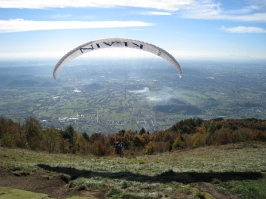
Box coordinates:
[250,130,266,141]
[191,132,208,148]
[172,135,186,149]
[156,141,170,153]
[59,139,70,153]
[211,128,231,145]
[0,132,16,148]
[144,141,156,155]
[229,128,252,143]
[91,141,109,156]
[107,188,121,197]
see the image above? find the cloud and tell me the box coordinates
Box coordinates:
[127,86,175,104]
[185,12,266,22]
[230,13,266,22]
[146,96,162,102]
[139,11,172,16]
[221,26,266,33]
[179,1,266,22]
[146,87,175,104]
[0,19,153,33]
[0,0,190,11]
[1,0,266,22]
[128,87,150,94]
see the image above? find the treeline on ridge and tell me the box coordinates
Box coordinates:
[0,116,265,156]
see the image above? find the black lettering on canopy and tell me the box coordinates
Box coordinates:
[103,42,115,46]
[132,43,143,49]
[157,51,162,56]
[96,43,101,48]
[80,45,94,53]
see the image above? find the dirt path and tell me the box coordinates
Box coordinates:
[197,182,239,199]
[0,171,94,199]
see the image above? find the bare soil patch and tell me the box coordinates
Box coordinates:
[197,182,239,199]
[0,171,98,199]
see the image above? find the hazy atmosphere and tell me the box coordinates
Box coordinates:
[0,58,265,133]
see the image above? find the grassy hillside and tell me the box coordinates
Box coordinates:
[1,142,266,199]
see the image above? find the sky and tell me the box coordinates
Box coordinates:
[0,0,266,61]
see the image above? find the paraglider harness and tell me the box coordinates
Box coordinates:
[114,141,123,156]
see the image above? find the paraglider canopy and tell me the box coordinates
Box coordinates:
[53,38,182,79]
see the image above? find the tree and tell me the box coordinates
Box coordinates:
[207,124,216,134]
[139,127,146,135]
[22,117,42,150]
[89,132,104,143]
[91,141,109,156]
[172,134,186,149]
[41,128,60,153]
[76,134,88,154]
[133,134,143,147]
[61,125,75,153]
[1,132,15,148]
[0,116,21,147]
[82,132,89,142]
[144,141,155,155]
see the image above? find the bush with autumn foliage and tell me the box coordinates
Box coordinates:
[0,116,265,156]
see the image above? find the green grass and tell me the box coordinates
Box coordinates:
[214,177,266,199]
[0,187,96,199]
[1,142,266,198]
[0,187,52,199]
